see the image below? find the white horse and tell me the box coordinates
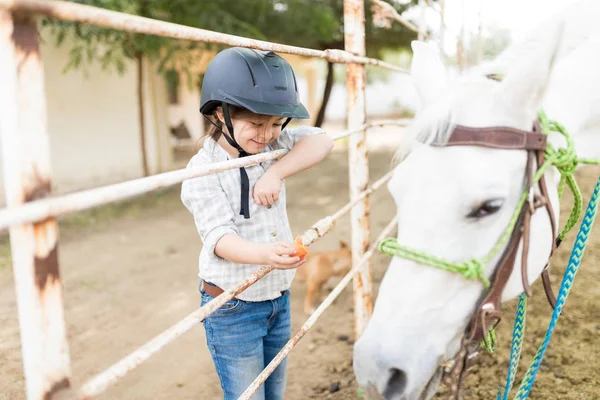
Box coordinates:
[353,1,600,399]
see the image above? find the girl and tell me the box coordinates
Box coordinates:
[181,47,334,400]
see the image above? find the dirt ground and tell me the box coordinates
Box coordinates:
[1,125,599,400]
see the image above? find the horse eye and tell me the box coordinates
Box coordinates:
[467,198,504,219]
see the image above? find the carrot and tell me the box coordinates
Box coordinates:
[294,237,309,259]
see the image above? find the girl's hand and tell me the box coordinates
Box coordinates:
[253,169,282,207]
[262,241,307,270]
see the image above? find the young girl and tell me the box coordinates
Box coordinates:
[181,47,334,400]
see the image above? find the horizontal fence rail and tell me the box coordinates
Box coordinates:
[0,150,287,231]
[77,170,394,398]
[0,0,408,73]
[239,217,398,400]
[330,119,408,142]
[0,122,408,231]
[371,0,428,38]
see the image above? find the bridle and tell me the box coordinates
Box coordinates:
[434,122,559,398]
[378,120,560,398]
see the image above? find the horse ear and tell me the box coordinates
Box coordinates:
[410,40,448,107]
[495,22,564,120]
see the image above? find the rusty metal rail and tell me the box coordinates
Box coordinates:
[0,121,407,231]
[77,171,393,399]
[0,150,286,231]
[0,0,408,73]
[372,0,428,38]
[330,120,408,141]
[238,217,398,400]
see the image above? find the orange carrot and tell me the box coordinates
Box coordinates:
[294,237,309,259]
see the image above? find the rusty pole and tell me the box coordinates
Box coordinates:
[344,0,372,339]
[418,0,427,41]
[0,10,72,400]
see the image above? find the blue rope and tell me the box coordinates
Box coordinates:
[498,293,527,400]
[500,176,600,400]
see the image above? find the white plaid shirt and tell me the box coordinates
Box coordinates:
[181,126,325,301]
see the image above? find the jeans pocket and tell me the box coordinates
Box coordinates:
[201,290,245,317]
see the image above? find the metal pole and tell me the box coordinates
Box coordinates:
[418,0,427,41]
[344,0,372,339]
[0,149,288,231]
[440,0,446,58]
[0,10,72,400]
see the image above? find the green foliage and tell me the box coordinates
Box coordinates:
[43,0,421,83]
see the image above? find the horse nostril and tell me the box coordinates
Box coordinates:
[382,368,408,399]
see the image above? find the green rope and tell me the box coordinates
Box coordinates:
[483,326,497,353]
[537,111,599,239]
[378,239,491,287]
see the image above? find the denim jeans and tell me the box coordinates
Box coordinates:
[200,289,291,400]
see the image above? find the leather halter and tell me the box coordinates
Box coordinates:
[434,121,559,399]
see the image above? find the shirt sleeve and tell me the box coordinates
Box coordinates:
[181,163,239,257]
[274,126,326,152]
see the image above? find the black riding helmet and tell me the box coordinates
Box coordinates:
[199,47,310,219]
[200,47,310,120]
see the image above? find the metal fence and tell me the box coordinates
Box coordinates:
[0,0,427,398]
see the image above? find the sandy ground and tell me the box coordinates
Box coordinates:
[0,124,598,400]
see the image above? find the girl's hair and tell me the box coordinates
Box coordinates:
[198,105,272,150]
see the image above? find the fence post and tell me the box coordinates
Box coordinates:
[344,0,372,339]
[0,11,72,399]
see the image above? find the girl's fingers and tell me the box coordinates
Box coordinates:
[292,258,308,268]
[266,193,275,206]
[275,257,307,270]
[272,254,301,266]
[260,193,269,206]
[253,191,262,205]
[275,243,296,256]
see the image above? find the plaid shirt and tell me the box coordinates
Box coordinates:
[181,126,325,301]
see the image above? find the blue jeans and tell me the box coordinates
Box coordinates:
[200,289,291,400]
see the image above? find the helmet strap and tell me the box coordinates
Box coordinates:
[201,106,251,219]
[221,102,250,157]
[222,102,251,219]
[281,117,292,130]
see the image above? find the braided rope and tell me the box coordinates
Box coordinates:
[498,293,528,400]
[511,176,599,399]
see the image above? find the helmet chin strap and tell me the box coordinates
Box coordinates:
[201,104,251,218]
[202,103,293,220]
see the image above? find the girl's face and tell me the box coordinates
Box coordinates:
[219,110,286,154]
